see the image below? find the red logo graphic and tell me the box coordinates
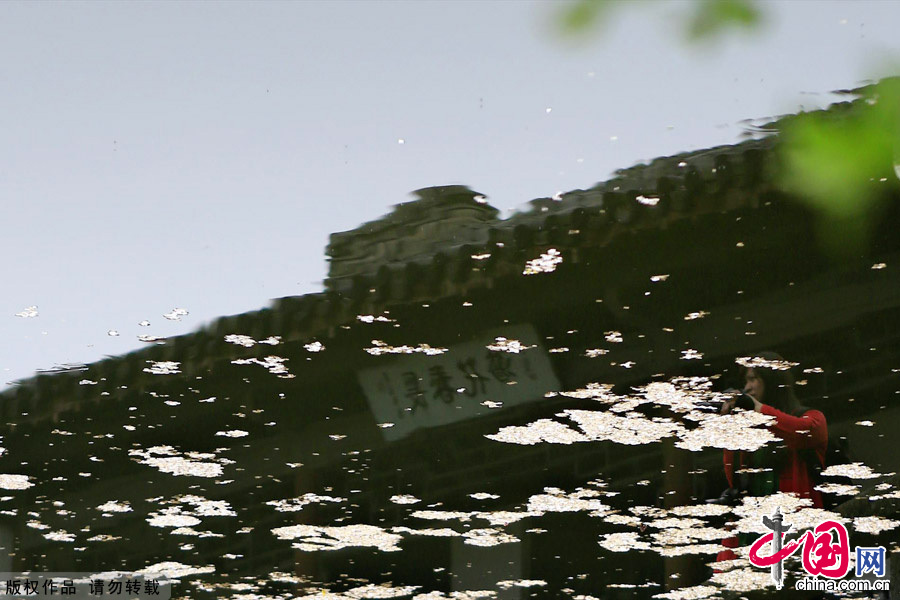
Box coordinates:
[749,517,850,579]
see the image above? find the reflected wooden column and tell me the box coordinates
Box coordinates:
[661,438,695,590]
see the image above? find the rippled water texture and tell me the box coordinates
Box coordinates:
[2,106,900,598]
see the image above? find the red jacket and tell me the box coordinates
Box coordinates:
[717,406,828,563]
[723,405,828,507]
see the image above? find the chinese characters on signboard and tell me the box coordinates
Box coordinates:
[358,324,560,441]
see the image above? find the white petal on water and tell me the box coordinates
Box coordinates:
[267,493,345,512]
[163,308,189,321]
[410,510,475,524]
[731,495,842,536]
[15,306,39,318]
[469,493,500,500]
[486,419,589,446]
[496,580,546,589]
[170,528,225,538]
[177,495,237,517]
[643,381,708,414]
[814,483,859,496]
[473,510,535,527]
[225,334,281,348]
[392,526,461,538]
[129,446,226,478]
[564,409,685,446]
[86,534,121,542]
[647,517,704,530]
[462,528,519,547]
[657,544,725,557]
[485,338,535,354]
[365,340,447,356]
[356,314,396,324]
[137,334,166,343]
[599,532,651,552]
[232,356,292,377]
[710,567,773,592]
[97,501,132,513]
[684,311,710,321]
[669,504,732,517]
[853,516,900,534]
[304,341,325,352]
[606,514,641,527]
[735,355,799,371]
[138,561,215,579]
[870,489,900,501]
[343,584,421,599]
[215,430,249,438]
[147,508,202,528]
[821,462,891,479]
[527,491,606,515]
[44,530,76,542]
[523,248,562,275]
[271,524,402,552]
[651,526,731,546]
[0,474,33,490]
[652,585,719,599]
[390,494,421,505]
[675,409,777,452]
[143,361,181,375]
[267,572,309,584]
[630,506,668,518]
[560,382,616,401]
[224,334,256,347]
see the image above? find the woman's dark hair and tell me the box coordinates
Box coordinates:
[734,351,821,495]
[739,350,809,416]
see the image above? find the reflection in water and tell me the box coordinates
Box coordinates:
[2,97,900,598]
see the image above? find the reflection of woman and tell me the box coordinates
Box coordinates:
[716,351,827,562]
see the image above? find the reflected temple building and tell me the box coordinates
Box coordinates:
[1,91,899,598]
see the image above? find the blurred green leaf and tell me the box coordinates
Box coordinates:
[558,0,617,36]
[557,0,762,42]
[687,0,762,41]
[778,78,900,257]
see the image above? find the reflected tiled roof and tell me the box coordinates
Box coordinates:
[1,92,891,418]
